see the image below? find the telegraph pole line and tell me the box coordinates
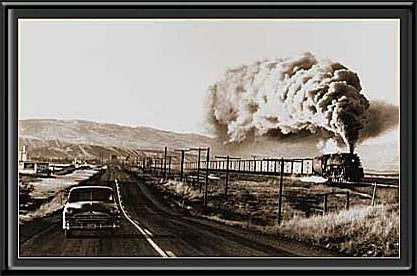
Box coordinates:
[164,147,168,180]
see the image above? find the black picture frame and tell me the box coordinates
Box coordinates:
[0,1,415,275]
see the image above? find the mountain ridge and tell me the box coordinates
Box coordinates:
[19,118,216,151]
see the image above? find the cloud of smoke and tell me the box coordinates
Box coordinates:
[317,138,344,154]
[360,100,399,141]
[208,52,371,152]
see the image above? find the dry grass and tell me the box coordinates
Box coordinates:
[276,204,399,257]
[161,179,201,200]
[19,191,67,224]
[148,173,399,257]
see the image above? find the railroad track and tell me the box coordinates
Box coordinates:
[148,166,399,187]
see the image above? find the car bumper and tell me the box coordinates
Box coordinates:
[63,217,120,230]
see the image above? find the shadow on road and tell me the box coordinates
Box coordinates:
[65,231,176,240]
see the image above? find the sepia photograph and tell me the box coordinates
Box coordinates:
[17,18,400,259]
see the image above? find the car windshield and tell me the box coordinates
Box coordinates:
[68,188,114,203]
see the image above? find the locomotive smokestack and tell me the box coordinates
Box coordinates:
[349,143,354,154]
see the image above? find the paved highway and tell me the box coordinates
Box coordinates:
[19,167,339,257]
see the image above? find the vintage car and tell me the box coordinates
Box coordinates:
[62,186,121,237]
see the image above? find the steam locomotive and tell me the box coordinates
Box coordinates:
[313,153,364,182]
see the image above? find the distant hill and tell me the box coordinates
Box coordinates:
[18,119,224,161]
[18,119,319,162]
[18,119,398,172]
[19,119,215,150]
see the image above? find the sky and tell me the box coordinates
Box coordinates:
[19,19,399,135]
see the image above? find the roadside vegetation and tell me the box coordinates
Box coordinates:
[277,204,399,257]
[147,173,399,257]
[18,168,104,224]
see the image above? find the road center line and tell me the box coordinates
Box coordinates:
[114,179,169,258]
[166,251,176,257]
[144,228,154,237]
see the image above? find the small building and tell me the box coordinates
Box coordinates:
[18,161,51,176]
[19,161,37,175]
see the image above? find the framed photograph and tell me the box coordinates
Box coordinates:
[1,1,415,274]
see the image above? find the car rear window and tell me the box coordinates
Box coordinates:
[68,188,114,203]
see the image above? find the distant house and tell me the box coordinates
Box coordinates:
[19,161,37,175]
[19,161,50,176]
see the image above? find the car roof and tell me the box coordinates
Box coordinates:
[69,185,113,192]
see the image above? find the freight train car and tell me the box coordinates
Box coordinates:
[313,153,364,182]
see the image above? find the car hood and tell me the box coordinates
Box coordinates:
[64,201,119,215]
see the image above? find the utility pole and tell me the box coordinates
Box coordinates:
[168,156,172,178]
[189,147,211,200]
[277,157,285,225]
[215,155,241,198]
[164,147,168,180]
[204,148,210,207]
[174,149,191,182]
[189,148,203,192]
[180,151,185,181]
[160,157,164,176]
[301,159,304,175]
[197,149,201,190]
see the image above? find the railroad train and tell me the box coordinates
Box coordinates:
[142,150,365,183]
[313,153,364,182]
